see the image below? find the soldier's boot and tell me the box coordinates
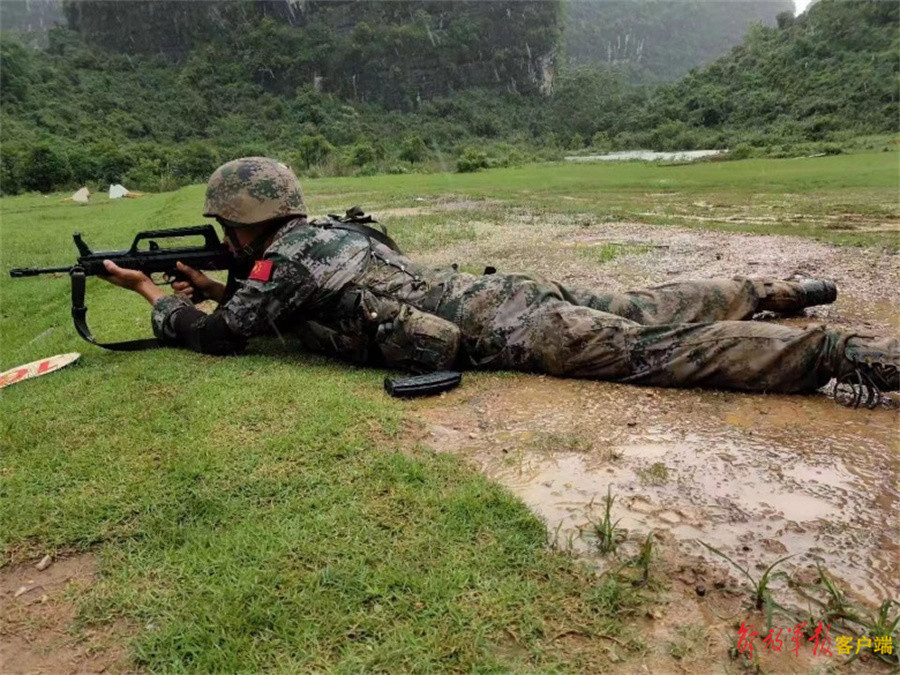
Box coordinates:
[833,335,900,407]
[756,278,837,314]
[800,279,838,307]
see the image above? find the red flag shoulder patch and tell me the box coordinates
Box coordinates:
[249,259,274,282]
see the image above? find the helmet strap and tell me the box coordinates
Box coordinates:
[218,218,283,262]
[239,227,276,260]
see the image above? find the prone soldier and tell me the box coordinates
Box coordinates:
[100,157,899,402]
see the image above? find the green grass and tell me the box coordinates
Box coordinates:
[576,243,653,265]
[2,152,898,671]
[0,181,651,671]
[594,487,624,556]
[326,151,898,249]
[636,462,669,486]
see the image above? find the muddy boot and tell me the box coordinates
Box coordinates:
[756,278,837,313]
[833,335,900,407]
[799,279,837,307]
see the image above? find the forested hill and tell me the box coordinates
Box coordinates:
[0,0,896,196]
[8,0,794,88]
[21,0,563,104]
[563,0,794,83]
[637,0,899,145]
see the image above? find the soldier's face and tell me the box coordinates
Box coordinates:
[222,226,239,252]
[221,226,255,252]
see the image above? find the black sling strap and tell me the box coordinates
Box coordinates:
[68,210,398,351]
[70,268,161,351]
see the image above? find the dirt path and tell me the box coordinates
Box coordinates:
[0,554,130,674]
[403,216,899,672]
[410,216,899,332]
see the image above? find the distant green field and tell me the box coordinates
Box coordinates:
[1,153,897,672]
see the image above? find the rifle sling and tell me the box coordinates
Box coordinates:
[70,268,162,351]
[325,220,402,254]
[67,216,398,352]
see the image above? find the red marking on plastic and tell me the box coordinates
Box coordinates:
[0,368,30,388]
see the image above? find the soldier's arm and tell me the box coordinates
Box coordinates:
[151,257,316,355]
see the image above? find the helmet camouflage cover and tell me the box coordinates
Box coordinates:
[203,157,307,226]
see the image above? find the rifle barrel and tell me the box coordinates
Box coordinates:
[9,266,73,278]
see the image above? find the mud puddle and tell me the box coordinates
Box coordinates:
[422,377,898,600]
[417,376,897,671]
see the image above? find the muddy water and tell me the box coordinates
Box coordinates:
[421,377,899,604]
[408,217,899,608]
[564,150,726,162]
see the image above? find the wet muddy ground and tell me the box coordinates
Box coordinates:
[403,213,898,671]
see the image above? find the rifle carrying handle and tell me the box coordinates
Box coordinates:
[129,225,221,253]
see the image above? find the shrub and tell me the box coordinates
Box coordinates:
[66,146,100,185]
[730,143,752,160]
[125,157,181,193]
[353,163,379,177]
[0,145,22,195]
[296,134,334,168]
[591,131,613,152]
[89,141,135,184]
[456,147,489,173]
[398,134,428,163]
[649,120,699,151]
[567,134,585,150]
[347,142,376,167]
[20,143,71,193]
[172,143,219,181]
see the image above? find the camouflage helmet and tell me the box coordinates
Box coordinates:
[203,157,307,226]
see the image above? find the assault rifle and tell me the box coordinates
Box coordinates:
[10,225,233,351]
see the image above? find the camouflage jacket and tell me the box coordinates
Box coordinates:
[152,218,462,371]
[152,217,604,372]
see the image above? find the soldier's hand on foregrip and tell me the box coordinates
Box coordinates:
[100,260,153,291]
[100,260,166,306]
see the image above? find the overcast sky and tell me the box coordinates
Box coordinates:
[794,0,814,14]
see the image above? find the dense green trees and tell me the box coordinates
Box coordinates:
[638,0,899,147]
[0,0,896,195]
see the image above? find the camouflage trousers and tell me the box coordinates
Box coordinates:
[432,275,847,393]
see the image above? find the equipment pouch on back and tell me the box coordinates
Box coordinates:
[375,306,460,373]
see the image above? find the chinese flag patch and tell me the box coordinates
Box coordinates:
[249,259,274,282]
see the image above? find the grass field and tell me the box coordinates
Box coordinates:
[2,152,898,672]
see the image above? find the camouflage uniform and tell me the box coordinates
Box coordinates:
[152,218,859,394]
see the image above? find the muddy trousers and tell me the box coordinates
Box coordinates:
[556,277,810,325]
[484,278,847,393]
